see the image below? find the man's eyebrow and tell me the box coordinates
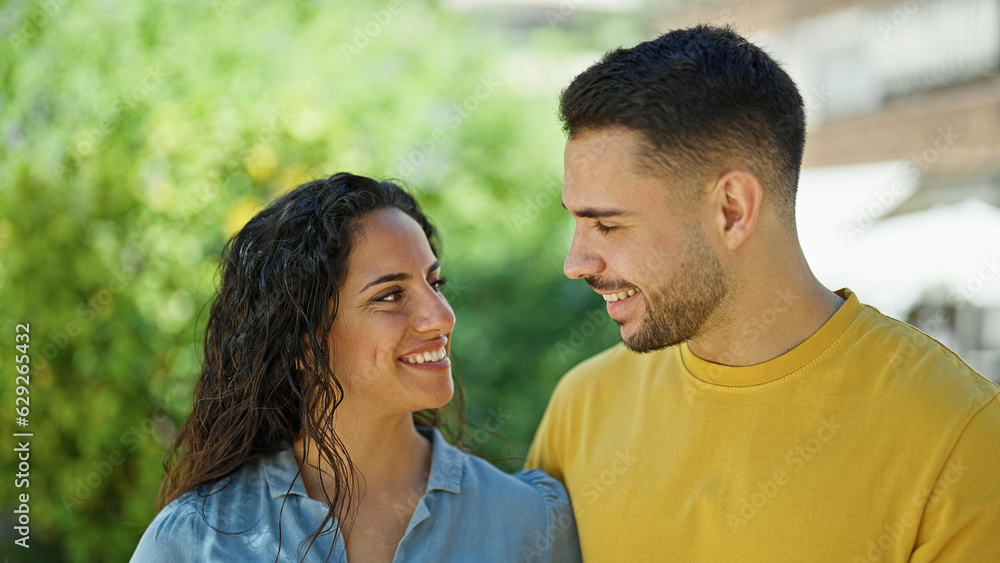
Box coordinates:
[561,202,631,219]
[359,260,441,294]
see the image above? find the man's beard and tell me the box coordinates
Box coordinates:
[597,230,727,354]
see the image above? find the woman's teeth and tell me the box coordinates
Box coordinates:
[404,347,448,364]
[603,289,638,302]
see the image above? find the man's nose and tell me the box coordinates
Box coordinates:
[564,233,604,280]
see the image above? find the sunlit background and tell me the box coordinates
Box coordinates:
[1,0,998,560]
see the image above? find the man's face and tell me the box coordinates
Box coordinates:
[562,127,727,353]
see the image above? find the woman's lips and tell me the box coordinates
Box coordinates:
[399,336,449,368]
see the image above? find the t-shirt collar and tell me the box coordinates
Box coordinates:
[680,287,864,387]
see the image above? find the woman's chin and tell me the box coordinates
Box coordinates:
[424,384,455,410]
[410,378,454,412]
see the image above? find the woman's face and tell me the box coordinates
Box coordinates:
[328,207,455,419]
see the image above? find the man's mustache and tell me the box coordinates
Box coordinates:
[585,276,636,293]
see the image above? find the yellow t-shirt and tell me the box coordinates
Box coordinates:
[526,289,1000,562]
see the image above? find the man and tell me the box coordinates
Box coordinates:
[525,25,1000,562]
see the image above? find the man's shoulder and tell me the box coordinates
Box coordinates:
[853,303,999,413]
[554,343,677,397]
[558,344,627,389]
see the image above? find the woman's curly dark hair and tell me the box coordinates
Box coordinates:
[158,172,463,561]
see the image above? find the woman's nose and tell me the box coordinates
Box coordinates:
[414,285,456,335]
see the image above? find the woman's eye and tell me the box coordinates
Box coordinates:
[375,290,402,303]
[431,277,448,293]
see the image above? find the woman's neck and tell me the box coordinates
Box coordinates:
[293,414,432,507]
[293,413,434,561]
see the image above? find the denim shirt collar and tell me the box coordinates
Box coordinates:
[263,427,465,500]
[422,426,464,494]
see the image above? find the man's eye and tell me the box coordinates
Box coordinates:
[595,222,617,234]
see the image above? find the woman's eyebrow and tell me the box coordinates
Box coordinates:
[360,272,410,294]
[358,261,441,294]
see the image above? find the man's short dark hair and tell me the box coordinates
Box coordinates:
[560,25,806,221]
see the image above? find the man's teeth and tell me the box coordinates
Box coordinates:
[404,347,448,364]
[603,289,637,302]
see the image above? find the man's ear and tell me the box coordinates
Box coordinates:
[708,169,762,250]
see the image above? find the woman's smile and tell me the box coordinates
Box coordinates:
[399,336,450,367]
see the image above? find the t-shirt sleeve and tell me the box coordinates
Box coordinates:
[130,499,203,563]
[910,392,1000,562]
[524,374,573,483]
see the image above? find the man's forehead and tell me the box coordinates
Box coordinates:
[565,127,646,160]
[561,177,664,217]
[563,130,666,208]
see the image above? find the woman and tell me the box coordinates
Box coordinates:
[131,173,580,562]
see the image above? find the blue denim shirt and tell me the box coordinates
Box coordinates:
[131,428,581,562]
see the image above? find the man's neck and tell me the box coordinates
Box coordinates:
[687,270,845,368]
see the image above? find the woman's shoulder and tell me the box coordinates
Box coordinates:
[427,431,580,561]
[427,429,565,505]
[130,492,207,562]
[461,454,576,533]
[460,450,571,508]
[130,450,297,562]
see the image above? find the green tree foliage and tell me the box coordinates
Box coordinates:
[0,0,638,559]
